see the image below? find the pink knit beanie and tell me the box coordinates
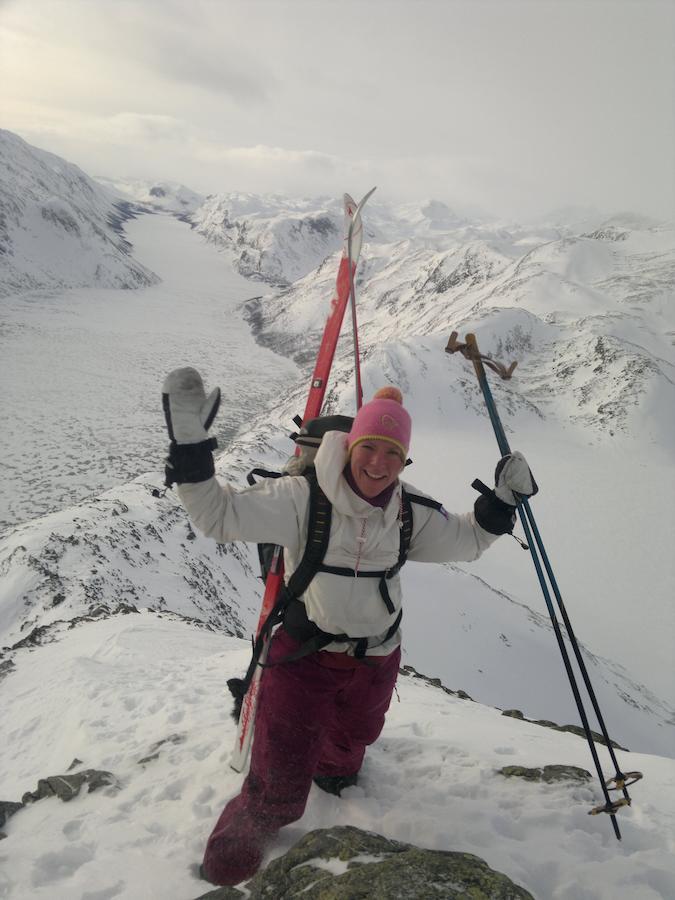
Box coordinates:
[347,387,411,460]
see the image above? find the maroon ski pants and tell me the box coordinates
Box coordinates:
[202,627,401,885]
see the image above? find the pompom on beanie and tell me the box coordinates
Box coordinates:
[347,387,411,461]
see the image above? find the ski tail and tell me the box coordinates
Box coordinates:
[230,188,376,773]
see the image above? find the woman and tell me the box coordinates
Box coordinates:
[161,367,537,886]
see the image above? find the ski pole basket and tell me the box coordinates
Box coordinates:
[606,771,643,791]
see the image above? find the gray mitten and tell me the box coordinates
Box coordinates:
[472,450,537,535]
[494,451,538,506]
[162,367,221,487]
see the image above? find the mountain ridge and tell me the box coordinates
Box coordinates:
[1,133,673,755]
[0,130,159,297]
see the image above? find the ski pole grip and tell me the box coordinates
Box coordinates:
[465,333,487,382]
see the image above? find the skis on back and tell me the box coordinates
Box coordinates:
[230,188,376,772]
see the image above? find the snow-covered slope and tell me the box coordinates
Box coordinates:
[1,147,675,900]
[2,471,671,758]
[0,211,299,533]
[1,613,673,900]
[1,184,673,744]
[191,192,346,285]
[0,130,158,296]
[238,202,675,714]
[94,177,205,218]
[249,211,675,446]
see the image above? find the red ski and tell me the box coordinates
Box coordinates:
[231,188,375,771]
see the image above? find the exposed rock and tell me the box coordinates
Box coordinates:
[21,769,119,804]
[498,765,592,784]
[399,664,474,701]
[138,733,186,765]
[10,624,55,651]
[0,800,24,829]
[8,603,142,653]
[194,826,534,899]
[0,658,15,683]
[194,886,244,899]
[500,709,628,750]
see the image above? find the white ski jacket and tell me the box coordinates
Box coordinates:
[178,431,500,656]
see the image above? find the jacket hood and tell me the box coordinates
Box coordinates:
[314,431,402,524]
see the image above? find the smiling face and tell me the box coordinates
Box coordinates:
[349,439,405,498]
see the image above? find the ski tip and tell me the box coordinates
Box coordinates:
[359,186,377,206]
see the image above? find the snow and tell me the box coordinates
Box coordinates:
[192,192,345,285]
[93,177,205,216]
[0,213,299,532]
[0,130,156,297]
[2,132,675,898]
[1,614,674,899]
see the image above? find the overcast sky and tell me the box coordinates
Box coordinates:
[1,0,673,220]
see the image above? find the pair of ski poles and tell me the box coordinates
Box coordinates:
[446,332,642,841]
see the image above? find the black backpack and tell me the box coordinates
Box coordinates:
[227,415,441,719]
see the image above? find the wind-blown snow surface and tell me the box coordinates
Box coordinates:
[1,614,674,900]
[0,131,157,296]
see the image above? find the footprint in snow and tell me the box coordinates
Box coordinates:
[491,813,527,842]
[62,818,84,839]
[195,785,215,804]
[81,882,126,900]
[156,777,188,802]
[410,720,434,737]
[32,843,95,886]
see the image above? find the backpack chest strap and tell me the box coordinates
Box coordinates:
[314,563,398,613]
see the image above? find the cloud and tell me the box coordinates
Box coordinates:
[7,109,190,146]
[193,143,339,173]
[144,37,271,105]
[97,114,190,143]
[2,0,672,220]
[0,0,272,107]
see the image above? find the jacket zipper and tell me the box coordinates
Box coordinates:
[354,518,367,575]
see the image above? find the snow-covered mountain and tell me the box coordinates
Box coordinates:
[94,177,205,218]
[2,137,675,897]
[191,192,345,285]
[0,130,158,296]
[1,196,673,753]
[244,202,675,447]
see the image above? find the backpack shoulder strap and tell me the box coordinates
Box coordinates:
[404,491,443,512]
[398,487,414,567]
[247,467,285,486]
[392,488,443,572]
[285,472,332,600]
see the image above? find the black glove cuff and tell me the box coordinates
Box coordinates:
[164,438,217,487]
[473,491,516,535]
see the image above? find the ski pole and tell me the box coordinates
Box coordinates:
[446,331,641,838]
[458,333,639,802]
